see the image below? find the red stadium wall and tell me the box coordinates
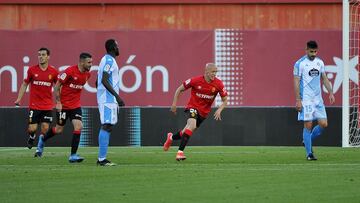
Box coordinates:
[0,1,341,30]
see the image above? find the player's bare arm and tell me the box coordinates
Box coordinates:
[293,76,302,112]
[102,71,125,106]
[171,84,186,114]
[321,72,335,104]
[54,81,63,111]
[214,96,228,121]
[14,82,29,106]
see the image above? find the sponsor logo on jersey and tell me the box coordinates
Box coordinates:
[196,93,214,99]
[33,81,52,86]
[69,83,83,89]
[308,68,320,77]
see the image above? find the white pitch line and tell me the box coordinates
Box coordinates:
[0,148,28,152]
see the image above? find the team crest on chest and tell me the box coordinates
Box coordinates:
[48,75,52,80]
[197,86,202,89]
[59,73,67,80]
[35,74,38,77]
[211,87,216,92]
[308,68,320,77]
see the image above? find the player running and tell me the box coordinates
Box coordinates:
[35,53,92,163]
[163,63,228,161]
[15,47,58,149]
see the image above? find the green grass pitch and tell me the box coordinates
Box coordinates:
[1,146,360,203]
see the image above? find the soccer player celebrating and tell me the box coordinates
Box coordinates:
[14,47,58,149]
[293,41,335,161]
[96,39,125,166]
[35,53,92,163]
[163,63,228,161]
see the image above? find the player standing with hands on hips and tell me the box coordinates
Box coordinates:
[163,63,228,161]
[293,40,335,161]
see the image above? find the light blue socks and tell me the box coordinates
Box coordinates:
[303,128,312,156]
[98,129,110,160]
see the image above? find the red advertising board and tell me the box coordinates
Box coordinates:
[239,30,342,106]
[0,30,343,107]
[0,30,213,107]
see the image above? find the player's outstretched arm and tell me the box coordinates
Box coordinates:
[214,96,228,121]
[171,84,185,115]
[14,82,29,106]
[321,72,335,104]
[293,76,302,112]
[102,71,125,106]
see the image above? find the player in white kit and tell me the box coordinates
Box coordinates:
[96,39,125,166]
[293,40,335,161]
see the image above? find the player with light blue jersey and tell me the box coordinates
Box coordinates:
[97,55,120,105]
[96,39,125,166]
[293,41,335,161]
[294,56,325,104]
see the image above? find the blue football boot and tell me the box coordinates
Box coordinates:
[34,135,45,157]
[69,154,85,163]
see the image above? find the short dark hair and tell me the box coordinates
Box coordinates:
[307,41,318,49]
[105,39,117,53]
[79,52,92,60]
[38,47,50,56]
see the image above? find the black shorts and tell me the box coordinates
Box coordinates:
[57,107,82,126]
[28,109,53,124]
[185,108,206,128]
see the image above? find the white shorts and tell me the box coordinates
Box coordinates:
[298,100,327,121]
[98,103,118,125]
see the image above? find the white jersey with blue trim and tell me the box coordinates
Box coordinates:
[97,54,120,104]
[293,55,325,102]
